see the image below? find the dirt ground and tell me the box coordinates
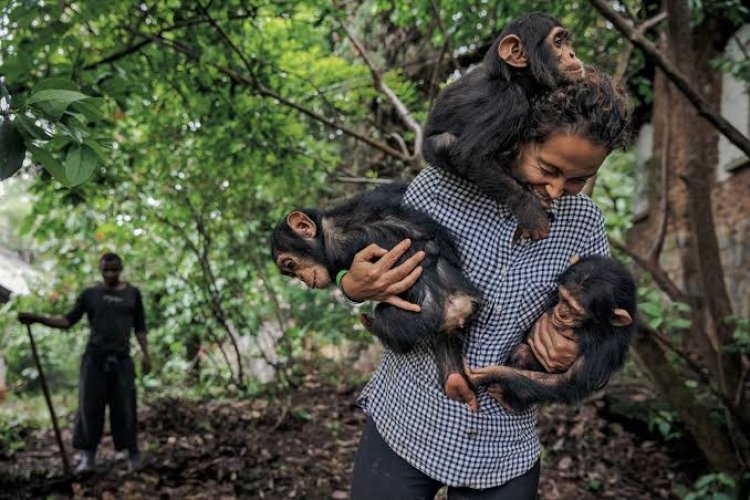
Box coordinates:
[0,368,698,499]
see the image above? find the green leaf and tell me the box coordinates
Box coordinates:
[32,78,80,93]
[28,145,71,187]
[0,119,27,180]
[25,90,92,120]
[640,302,663,317]
[14,114,52,141]
[64,144,98,186]
[671,318,692,329]
[68,98,105,122]
[83,139,106,161]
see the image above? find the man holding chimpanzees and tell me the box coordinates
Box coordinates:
[270,11,636,498]
[339,14,633,499]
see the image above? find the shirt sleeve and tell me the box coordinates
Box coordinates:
[133,287,147,334]
[64,291,86,326]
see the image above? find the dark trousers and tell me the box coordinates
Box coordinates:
[351,418,540,500]
[72,348,138,452]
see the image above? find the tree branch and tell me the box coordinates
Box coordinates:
[613,11,667,84]
[609,237,688,303]
[429,0,462,74]
[217,64,410,160]
[333,8,424,163]
[649,125,670,262]
[116,25,409,161]
[197,2,256,77]
[335,176,394,184]
[589,0,750,157]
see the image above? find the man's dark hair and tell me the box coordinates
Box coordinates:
[523,68,633,152]
[100,252,123,267]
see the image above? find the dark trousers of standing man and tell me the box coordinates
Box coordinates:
[72,346,138,453]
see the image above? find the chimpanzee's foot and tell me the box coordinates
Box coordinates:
[445,372,479,412]
[464,363,507,386]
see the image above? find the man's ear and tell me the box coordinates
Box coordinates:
[498,35,528,68]
[287,211,317,239]
[611,308,633,327]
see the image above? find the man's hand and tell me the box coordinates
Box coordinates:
[527,311,578,372]
[340,239,425,312]
[17,312,38,325]
[141,353,153,375]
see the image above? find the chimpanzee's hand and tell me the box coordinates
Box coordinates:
[17,312,37,325]
[515,196,551,241]
[527,311,578,372]
[341,239,425,312]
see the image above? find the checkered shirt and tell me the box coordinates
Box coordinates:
[358,166,610,488]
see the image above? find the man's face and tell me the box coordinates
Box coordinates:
[512,133,607,209]
[100,261,122,286]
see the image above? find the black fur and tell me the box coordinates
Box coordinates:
[422,12,566,237]
[271,184,481,379]
[473,255,637,412]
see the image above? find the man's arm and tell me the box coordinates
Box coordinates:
[18,290,87,329]
[135,331,152,374]
[133,288,151,374]
[526,311,578,372]
[339,239,425,312]
[17,312,72,329]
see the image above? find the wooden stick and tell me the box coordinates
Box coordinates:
[25,324,71,476]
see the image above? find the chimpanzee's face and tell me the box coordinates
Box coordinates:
[551,285,587,329]
[545,27,584,81]
[275,252,332,289]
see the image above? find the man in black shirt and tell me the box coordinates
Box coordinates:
[18,253,151,472]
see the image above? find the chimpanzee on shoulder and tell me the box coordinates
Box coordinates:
[466,255,637,413]
[423,12,585,240]
[271,184,482,411]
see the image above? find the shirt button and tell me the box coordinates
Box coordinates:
[494,305,503,314]
[465,427,477,438]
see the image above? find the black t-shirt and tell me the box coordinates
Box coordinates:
[64,283,146,354]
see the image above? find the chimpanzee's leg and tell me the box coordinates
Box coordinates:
[432,331,478,412]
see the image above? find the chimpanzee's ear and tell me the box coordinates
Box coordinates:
[611,308,633,327]
[498,35,528,68]
[287,211,317,239]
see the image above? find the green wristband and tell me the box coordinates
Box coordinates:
[336,269,348,287]
[336,269,363,305]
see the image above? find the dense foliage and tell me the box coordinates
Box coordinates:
[1,0,748,492]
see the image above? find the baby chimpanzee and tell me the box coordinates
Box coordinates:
[423,12,585,240]
[271,184,482,411]
[466,255,637,413]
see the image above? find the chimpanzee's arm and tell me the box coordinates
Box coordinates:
[467,356,596,408]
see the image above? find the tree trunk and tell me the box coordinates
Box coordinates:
[624,0,749,474]
[631,328,739,473]
[664,0,743,406]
